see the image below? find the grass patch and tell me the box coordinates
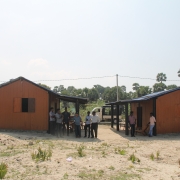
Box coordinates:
[78,169,104,179]
[0,163,8,179]
[156,151,160,159]
[110,172,141,180]
[109,166,115,170]
[101,150,107,158]
[115,148,126,155]
[77,145,86,157]
[63,172,69,179]
[128,153,140,163]
[150,153,154,161]
[0,150,23,157]
[31,147,52,162]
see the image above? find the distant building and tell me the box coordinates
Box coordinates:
[107,87,180,135]
[0,77,88,132]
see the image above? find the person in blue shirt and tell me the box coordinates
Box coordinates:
[62,107,71,136]
[73,112,82,138]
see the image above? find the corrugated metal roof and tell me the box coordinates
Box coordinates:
[106,87,180,105]
[0,76,88,104]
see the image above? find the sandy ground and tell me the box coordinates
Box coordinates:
[0,125,180,180]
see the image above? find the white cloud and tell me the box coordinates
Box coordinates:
[27,58,48,68]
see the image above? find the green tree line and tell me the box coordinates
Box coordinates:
[38,72,179,103]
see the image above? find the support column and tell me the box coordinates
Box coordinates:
[116,104,119,131]
[111,105,114,128]
[75,99,79,114]
[153,98,157,136]
[125,103,129,135]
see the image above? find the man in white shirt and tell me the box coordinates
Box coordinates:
[91,111,100,138]
[84,111,91,138]
[55,109,63,137]
[149,112,156,137]
[49,107,56,135]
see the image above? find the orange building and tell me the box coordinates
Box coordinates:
[107,87,180,135]
[0,77,88,131]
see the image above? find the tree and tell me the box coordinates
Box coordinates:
[121,85,126,92]
[87,88,99,101]
[166,84,177,90]
[136,86,152,97]
[156,73,167,83]
[153,83,166,92]
[83,87,89,97]
[58,85,65,92]
[103,87,125,102]
[132,83,140,91]
[67,86,75,94]
[38,83,51,90]
[53,86,59,92]
[93,85,105,94]
[178,69,180,77]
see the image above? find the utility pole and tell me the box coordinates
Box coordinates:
[116,74,119,101]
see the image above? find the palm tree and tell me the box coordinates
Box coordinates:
[178,69,180,77]
[132,83,140,91]
[156,73,167,83]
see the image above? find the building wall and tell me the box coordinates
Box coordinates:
[131,100,153,130]
[0,79,49,131]
[156,90,180,134]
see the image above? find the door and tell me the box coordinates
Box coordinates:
[137,107,142,128]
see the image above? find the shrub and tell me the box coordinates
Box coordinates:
[150,153,154,161]
[156,151,160,159]
[109,166,115,170]
[128,153,140,163]
[129,154,136,163]
[115,148,126,155]
[0,163,8,179]
[31,147,52,162]
[77,145,86,157]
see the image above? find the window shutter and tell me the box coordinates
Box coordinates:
[28,98,35,112]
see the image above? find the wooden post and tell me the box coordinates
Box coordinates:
[111,105,114,128]
[125,103,129,135]
[75,99,79,114]
[116,104,119,131]
[153,98,157,136]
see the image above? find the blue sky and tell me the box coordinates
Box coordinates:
[0,0,180,91]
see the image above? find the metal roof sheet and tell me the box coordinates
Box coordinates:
[106,87,180,105]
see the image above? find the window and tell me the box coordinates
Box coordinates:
[14,98,35,113]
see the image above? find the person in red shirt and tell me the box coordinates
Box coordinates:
[129,111,136,137]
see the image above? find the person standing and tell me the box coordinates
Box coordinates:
[73,112,82,138]
[129,111,136,137]
[91,111,100,138]
[149,112,156,137]
[62,107,71,136]
[55,109,63,137]
[49,107,56,135]
[84,111,91,138]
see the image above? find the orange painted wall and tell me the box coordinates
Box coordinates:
[156,90,180,134]
[131,100,153,130]
[0,79,49,131]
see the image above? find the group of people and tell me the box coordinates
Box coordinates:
[49,107,70,137]
[128,111,156,137]
[49,107,100,138]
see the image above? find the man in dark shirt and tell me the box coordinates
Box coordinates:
[62,107,70,136]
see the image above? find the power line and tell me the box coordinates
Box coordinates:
[118,75,180,81]
[34,75,116,82]
[0,74,180,83]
